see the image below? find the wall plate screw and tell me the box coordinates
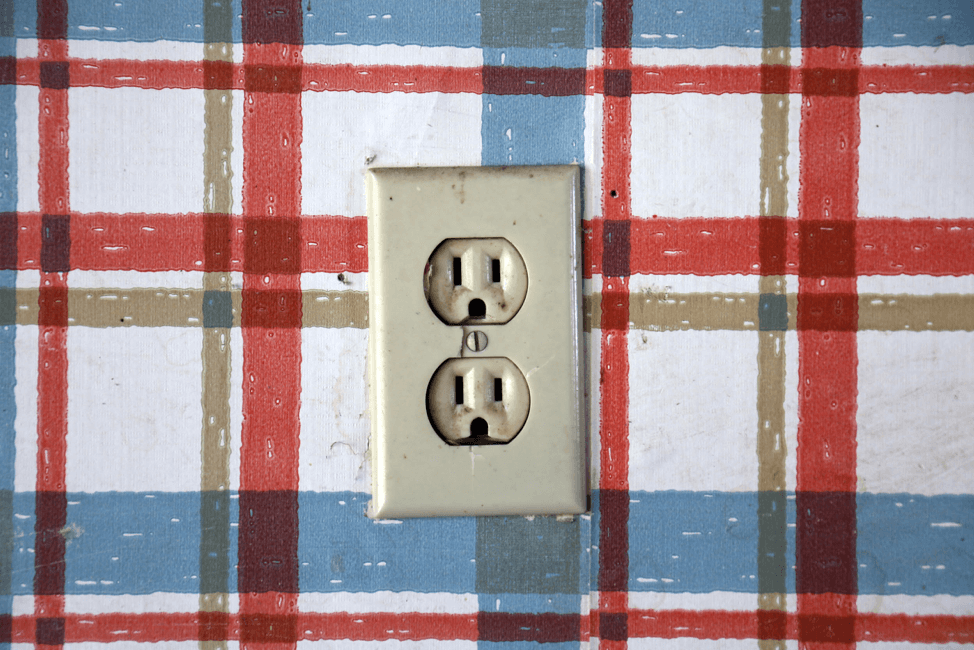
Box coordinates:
[465,330,488,352]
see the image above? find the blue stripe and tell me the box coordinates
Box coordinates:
[0,15,16,643]
[297,492,477,594]
[8,0,34,39]
[66,0,204,42]
[857,493,974,596]
[478,593,582,614]
[863,0,974,47]
[627,491,790,593]
[7,0,965,47]
[56,0,483,45]
[627,491,974,596]
[5,492,476,595]
[303,0,482,47]
[628,0,802,49]
[6,491,971,596]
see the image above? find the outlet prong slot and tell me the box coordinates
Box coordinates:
[455,376,464,405]
[491,258,501,283]
[468,298,486,319]
[494,377,503,402]
[453,257,462,286]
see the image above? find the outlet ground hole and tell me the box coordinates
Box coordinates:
[468,298,486,319]
[470,417,488,439]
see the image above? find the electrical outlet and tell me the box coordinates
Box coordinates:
[366,166,584,518]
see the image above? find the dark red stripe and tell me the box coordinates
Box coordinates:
[483,66,585,96]
[0,56,15,86]
[36,0,67,41]
[0,212,17,270]
[203,213,231,272]
[0,615,9,646]
[8,59,972,95]
[39,214,69,273]
[38,61,68,90]
[245,64,302,94]
[478,612,580,643]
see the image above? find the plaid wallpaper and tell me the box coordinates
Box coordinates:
[1,0,973,647]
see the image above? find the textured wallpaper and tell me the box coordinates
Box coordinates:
[1,0,973,648]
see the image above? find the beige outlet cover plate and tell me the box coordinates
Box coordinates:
[366,165,585,518]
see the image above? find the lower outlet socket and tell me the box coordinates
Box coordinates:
[427,357,530,445]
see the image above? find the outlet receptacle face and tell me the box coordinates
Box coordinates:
[427,356,530,445]
[367,165,584,518]
[424,238,528,325]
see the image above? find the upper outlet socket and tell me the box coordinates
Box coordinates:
[424,238,528,325]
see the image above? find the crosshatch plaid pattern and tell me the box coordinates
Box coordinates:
[0,0,973,648]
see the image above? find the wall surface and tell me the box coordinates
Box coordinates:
[1,0,973,648]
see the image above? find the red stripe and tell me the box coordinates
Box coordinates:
[859,64,974,94]
[584,217,974,277]
[796,3,863,647]
[9,58,973,95]
[237,3,305,648]
[5,610,971,644]
[598,2,634,648]
[8,612,479,643]
[305,63,483,93]
[628,609,974,643]
[34,3,71,646]
[9,212,971,276]
[13,212,367,272]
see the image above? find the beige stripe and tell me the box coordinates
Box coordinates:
[628,292,761,331]
[200,34,235,650]
[4,289,972,331]
[758,29,793,648]
[622,293,974,332]
[859,295,974,331]
[583,294,598,333]
[7,288,366,328]
[302,290,369,328]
